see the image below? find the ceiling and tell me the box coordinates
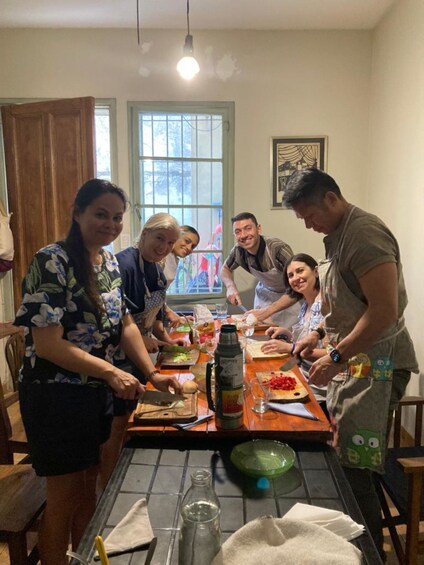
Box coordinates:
[0,0,396,30]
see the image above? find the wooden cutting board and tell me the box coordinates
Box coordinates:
[247,341,290,360]
[256,370,309,402]
[159,348,200,367]
[134,393,198,424]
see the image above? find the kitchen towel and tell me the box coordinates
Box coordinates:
[95,498,155,558]
[211,516,362,565]
[283,502,365,541]
[268,401,319,420]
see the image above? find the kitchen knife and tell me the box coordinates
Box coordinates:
[172,414,214,430]
[279,355,300,371]
[141,390,186,405]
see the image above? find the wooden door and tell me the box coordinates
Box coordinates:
[1,97,96,311]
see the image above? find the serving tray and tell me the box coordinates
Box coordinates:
[256,370,309,402]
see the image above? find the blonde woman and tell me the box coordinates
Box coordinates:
[98,213,185,490]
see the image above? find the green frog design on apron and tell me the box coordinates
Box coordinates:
[249,246,300,329]
[320,207,404,474]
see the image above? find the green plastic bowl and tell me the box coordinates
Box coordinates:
[230,440,295,478]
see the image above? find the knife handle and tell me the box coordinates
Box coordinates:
[275,334,290,342]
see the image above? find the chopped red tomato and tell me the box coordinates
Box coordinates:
[263,374,297,391]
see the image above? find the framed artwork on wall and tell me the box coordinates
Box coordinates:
[270,136,328,209]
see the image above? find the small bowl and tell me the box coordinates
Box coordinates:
[230,439,295,478]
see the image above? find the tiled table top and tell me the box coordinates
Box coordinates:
[75,439,382,565]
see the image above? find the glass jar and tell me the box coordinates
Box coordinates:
[178,469,221,565]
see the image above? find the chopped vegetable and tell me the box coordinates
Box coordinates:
[263,374,297,391]
[162,345,190,353]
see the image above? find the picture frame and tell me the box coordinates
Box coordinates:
[270,136,328,209]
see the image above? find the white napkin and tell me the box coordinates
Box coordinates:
[211,516,362,565]
[268,402,319,420]
[97,498,155,557]
[283,503,365,541]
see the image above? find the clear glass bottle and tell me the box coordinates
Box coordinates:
[178,469,221,565]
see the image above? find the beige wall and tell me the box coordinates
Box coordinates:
[369,0,423,394]
[0,27,372,300]
[1,16,421,390]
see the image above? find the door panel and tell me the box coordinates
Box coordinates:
[1,97,95,310]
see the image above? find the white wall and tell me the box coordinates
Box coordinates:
[0,27,372,300]
[369,0,423,394]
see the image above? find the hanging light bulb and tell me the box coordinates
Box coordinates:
[177,0,200,80]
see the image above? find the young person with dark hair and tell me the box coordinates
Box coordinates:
[261,253,327,400]
[221,212,300,328]
[162,224,200,327]
[283,167,418,559]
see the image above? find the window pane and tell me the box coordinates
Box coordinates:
[132,105,230,300]
[168,115,182,158]
[141,116,153,157]
[95,108,111,180]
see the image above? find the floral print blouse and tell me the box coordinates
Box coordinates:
[15,243,127,385]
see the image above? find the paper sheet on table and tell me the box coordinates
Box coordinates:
[268,402,319,420]
[283,503,365,541]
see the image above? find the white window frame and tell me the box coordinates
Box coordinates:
[128,101,235,309]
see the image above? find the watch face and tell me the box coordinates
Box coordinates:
[330,349,342,363]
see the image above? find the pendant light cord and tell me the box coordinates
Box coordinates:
[186,0,190,35]
[137,0,140,46]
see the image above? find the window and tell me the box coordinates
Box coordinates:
[129,102,234,305]
[95,100,117,253]
[95,100,117,182]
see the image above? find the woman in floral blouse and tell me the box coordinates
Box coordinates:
[15,179,181,565]
[261,253,328,401]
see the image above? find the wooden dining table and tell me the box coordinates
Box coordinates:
[127,326,332,444]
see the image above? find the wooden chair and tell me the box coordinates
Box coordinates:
[5,331,24,393]
[0,378,28,464]
[0,464,45,565]
[376,396,424,565]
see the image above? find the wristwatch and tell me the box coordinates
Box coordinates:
[311,327,326,340]
[329,348,343,363]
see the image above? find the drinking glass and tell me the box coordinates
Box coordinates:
[215,303,228,321]
[204,336,217,361]
[250,377,271,414]
[240,322,255,339]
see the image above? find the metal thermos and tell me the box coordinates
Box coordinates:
[206,324,244,430]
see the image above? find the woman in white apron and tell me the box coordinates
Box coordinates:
[99,213,184,490]
[251,245,301,329]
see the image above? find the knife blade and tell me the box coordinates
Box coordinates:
[235,303,248,313]
[279,356,299,371]
[141,390,186,405]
